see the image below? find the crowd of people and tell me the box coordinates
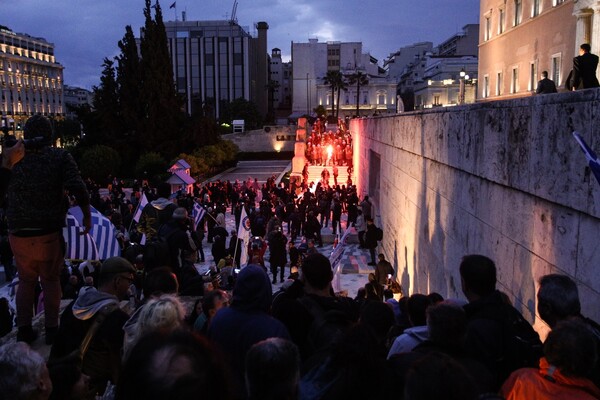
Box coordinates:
[305,118,353,168]
[2,115,600,400]
[2,253,600,400]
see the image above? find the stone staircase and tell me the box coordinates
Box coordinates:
[305,165,351,187]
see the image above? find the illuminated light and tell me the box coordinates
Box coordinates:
[443,79,454,85]
[327,145,333,161]
[428,80,433,85]
[274,143,282,152]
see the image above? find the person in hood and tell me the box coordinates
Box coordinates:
[208,264,289,399]
[50,257,135,396]
[137,183,176,241]
[387,294,432,359]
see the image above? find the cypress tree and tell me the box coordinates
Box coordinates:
[139,0,183,157]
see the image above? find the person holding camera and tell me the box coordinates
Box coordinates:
[6,115,91,345]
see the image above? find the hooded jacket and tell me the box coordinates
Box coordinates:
[50,288,129,394]
[208,265,290,397]
[501,357,600,400]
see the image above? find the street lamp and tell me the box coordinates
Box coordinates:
[458,68,466,105]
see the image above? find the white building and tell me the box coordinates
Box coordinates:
[0,26,64,134]
[384,42,434,83]
[64,85,93,119]
[291,38,396,119]
[269,48,292,118]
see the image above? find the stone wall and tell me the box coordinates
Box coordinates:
[350,89,600,336]
[222,125,296,153]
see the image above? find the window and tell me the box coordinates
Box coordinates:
[529,62,537,91]
[378,93,386,105]
[483,75,490,98]
[496,72,503,96]
[532,0,540,17]
[553,0,565,5]
[551,54,561,85]
[485,16,491,41]
[511,67,519,93]
[499,8,505,34]
[433,95,441,106]
[514,0,522,26]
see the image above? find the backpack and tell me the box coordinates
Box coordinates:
[375,227,383,241]
[143,225,177,271]
[477,302,543,382]
[298,296,354,369]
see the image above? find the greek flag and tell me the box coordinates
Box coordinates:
[64,214,99,261]
[192,202,206,231]
[573,131,600,186]
[65,206,121,260]
[133,193,148,223]
[330,228,351,293]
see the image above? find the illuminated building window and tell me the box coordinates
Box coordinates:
[485,16,491,41]
[532,0,540,17]
[514,0,522,26]
[511,67,519,93]
[496,72,503,96]
[529,62,537,91]
[499,8,505,34]
[553,0,565,5]
[551,54,561,85]
[483,75,489,98]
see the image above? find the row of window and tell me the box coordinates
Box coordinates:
[481,54,562,97]
[484,0,566,41]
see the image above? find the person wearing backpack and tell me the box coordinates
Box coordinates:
[460,254,542,390]
[272,253,358,370]
[364,219,380,266]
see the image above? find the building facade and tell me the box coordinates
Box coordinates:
[292,39,396,119]
[478,0,576,100]
[397,25,479,110]
[413,56,479,109]
[63,85,93,119]
[269,48,292,119]
[164,20,269,119]
[0,26,64,135]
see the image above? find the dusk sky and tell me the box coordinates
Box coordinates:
[2,0,480,89]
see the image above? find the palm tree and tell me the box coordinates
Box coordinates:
[347,71,369,117]
[323,70,344,119]
[335,75,348,120]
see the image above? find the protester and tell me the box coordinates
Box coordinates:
[0,342,53,400]
[8,115,91,345]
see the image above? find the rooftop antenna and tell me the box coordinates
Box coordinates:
[230,0,238,25]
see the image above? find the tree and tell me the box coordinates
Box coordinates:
[135,152,168,183]
[139,0,184,158]
[323,70,346,120]
[79,145,121,183]
[219,98,263,130]
[87,58,121,146]
[116,25,143,166]
[347,71,369,118]
[313,105,327,119]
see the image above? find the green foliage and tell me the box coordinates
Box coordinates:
[174,153,209,177]
[135,152,168,182]
[219,98,263,130]
[54,119,82,147]
[314,105,327,118]
[79,145,121,183]
[347,71,369,117]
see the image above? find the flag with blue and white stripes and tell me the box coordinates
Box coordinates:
[64,214,99,261]
[65,206,121,260]
[192,202,206,231]
[573,131,600,186]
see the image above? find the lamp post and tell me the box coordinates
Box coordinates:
[458,68,466,105]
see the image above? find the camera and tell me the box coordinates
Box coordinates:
[2,128,49,150]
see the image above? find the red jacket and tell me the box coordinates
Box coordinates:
[501,357,600,400]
